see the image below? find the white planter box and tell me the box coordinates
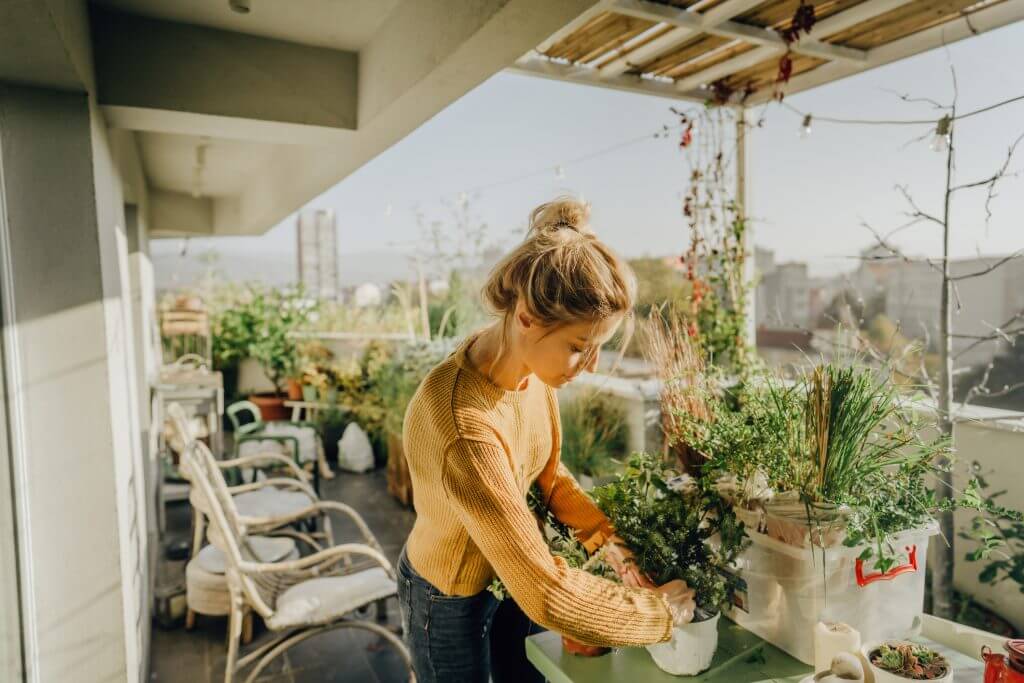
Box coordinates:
[722,525,938,665]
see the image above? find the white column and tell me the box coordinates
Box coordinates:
[735,106,757,348]
[0,82,146,682]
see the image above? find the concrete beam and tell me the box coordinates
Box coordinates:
[0,0,93,91]
[149,191,214,237]
[227,0,602,235]
[91,7,358,139]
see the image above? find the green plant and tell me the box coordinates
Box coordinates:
[672,363,986,573]
[961,469,1024,595]
[593,453,747,615]
[210,285,317,393]
[560,389,628,478]
[870,643,949,680]
[369,339,454,438]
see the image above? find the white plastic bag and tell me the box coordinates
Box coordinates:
[337,423,375,473]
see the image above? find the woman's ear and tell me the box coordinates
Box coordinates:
[513,300,535,331]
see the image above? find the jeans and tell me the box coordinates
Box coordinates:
[396,546,546,683]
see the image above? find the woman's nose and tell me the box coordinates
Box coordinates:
[585,348,600,373]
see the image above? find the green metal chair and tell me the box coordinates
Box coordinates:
[226,400,323,492]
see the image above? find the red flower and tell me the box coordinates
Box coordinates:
[680,123,694,148]
[777,54,793,84]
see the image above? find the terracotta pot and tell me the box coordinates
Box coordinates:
[286,379,303,400]
[249,393,289,421]
[561,635,609,657]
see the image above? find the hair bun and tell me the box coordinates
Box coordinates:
[529,197,593,237]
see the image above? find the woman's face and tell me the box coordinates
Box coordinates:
[513,304,623,388]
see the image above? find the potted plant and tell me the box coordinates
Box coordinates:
[667,361,1004,665]
[560,388,629,489]
[299,362,326,403]
[593,453,748,675]
[864,642,952,682]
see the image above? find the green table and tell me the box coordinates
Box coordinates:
[525,617,989,682]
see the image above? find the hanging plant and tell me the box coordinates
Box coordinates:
[668,106,756,378]
[774,0,817,98]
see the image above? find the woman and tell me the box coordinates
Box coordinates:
[397,198,696,682]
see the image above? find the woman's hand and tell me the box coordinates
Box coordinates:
[654,579,696,626]
[603,534,656,588]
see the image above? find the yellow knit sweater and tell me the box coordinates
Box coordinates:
[403,333,673,647]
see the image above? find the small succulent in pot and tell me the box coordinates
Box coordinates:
[865,642,952,682]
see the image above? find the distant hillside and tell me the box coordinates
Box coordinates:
[151,243,416,292]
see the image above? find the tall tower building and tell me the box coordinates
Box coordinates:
[297,209,338,300]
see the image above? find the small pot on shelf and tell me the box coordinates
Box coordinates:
[863,642,953,683]
[286,378,303,400]
[249,393,289,421]
[301,385,319,403]
[320,387,338,404]
[646,610,720,676]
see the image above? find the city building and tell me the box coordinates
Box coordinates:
[297,208,339,300]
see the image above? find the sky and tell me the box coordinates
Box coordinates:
[153,21,1024,282]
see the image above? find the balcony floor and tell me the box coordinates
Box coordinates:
[151,467,416,683]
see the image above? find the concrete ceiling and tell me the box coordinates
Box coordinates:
[85,0,604,237]
[91,0,403,51]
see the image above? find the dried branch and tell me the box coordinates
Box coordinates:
[953,311,1024,360]
[950,248,1024,282]
[896,184,944,227]
[960,361,1024,407]
[950,131,1024,231]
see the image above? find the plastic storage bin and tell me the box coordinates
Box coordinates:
[722,523,937,665]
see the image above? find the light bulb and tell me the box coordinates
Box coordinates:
[799,113,812,139]
[555,165,566,180]
[457,192,468,207]
[384,204,393,217]
[930,115,952,153]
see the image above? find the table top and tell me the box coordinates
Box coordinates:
[525,617,988,683]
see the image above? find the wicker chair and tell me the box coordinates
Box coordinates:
[180,439,413,683]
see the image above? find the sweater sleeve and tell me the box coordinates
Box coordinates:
[535,387,615,553]
[536,460,616,554]
[441,437,672,647]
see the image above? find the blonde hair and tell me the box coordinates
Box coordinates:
[482,197,637,342]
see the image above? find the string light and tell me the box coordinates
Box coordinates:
[799,113,813,139]
[555,165,566,180]
[930,114,952,153]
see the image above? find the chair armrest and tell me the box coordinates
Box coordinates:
[229,477,318,501]
[219,452,311,482]
[234,434,300,461]
[307,501,382,550]
[239,542,395,580]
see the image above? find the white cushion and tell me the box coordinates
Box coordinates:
[234,488,311,519]
[239,423,318,464]
[266,568,396,629]
[196,535,297,574]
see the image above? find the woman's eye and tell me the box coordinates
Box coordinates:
[570,345,584,354]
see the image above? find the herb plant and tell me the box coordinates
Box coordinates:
[593,453,747,616]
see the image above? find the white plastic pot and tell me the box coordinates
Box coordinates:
[646,612,720,676]
[862,642,953,683]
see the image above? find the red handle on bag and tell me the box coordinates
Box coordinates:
[855,545,917,587]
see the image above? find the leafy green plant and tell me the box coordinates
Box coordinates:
[961,469,1024,595]
[870,643,949,680]
[560,389,628,478]
[593,453,747,616]
[671,363,995,573]
[369,339,456,438]
[210,285,317,393]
